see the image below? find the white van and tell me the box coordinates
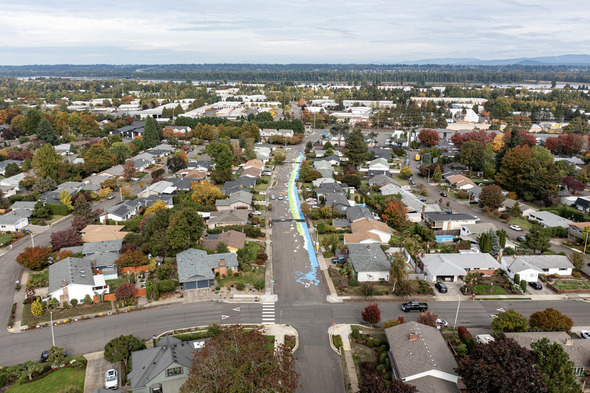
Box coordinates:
[475,334,495,344]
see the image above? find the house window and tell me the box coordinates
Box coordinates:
[166,366,182,377]
[559,268,568,271]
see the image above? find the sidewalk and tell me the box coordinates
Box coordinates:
[9,270,29,333]
[328,324,358,393]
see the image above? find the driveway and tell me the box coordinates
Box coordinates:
[432,281,463,300]
[84,351,122,393]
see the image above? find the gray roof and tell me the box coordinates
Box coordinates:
[208,209,249,226]
[136,194,174,208]
[528,211,574,228]
[324,193,350,209]
[461,223,497,237]
[128,336,206,390]
[313,160,332,170]
[333,219,351,228]
[315,182,344,195]
[83,239,122,255]
[215,191,252,207]
[223,177,256,193]
[167,177,197,191]
[0,212,28,225]
[504,332,590,368]
[502,255,574,272]
[49,257,94,294]
[104,199,142,218]
[420,253,502,277]
[177,248,239,283]
[369,174,399,187]
[385,321,459,392]
[317,168,334,179]
[347,243,390,274]
[424,211,477,222]
[346,205,373,222]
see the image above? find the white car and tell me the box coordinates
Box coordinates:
[105,369,118,390]
[252,211,262,216]
[509,224,522,231]
[581,330,590,340]
[435,318,448,329]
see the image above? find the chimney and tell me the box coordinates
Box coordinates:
[61,280,68,288]
[409,333,418,341]
[219,259,226,267]
[497,250,503,264]
[565,338,573,346]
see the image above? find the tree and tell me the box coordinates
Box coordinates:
[21,360,43,381]
[517,159,560,202]
[36,117,59,145]
[116,249,148,267]
[529,308,573,332]
[495,145,532,191]
[71,216,88,231]
[431,165,442,182]
[115,282,135,300]
[146,279,159,301]
[167,155,187,173]
[4,162,21,177]
[273,152,286,165]
[166,208,205,255]
[399,166,412,179]
[109,142,133,164]
[298,161,322,182]
[216,242,229,254]
[16,246,53,269]
[491,309,528,332]
[31,299,43,316]
[382,200,408,230]
[73,195,94,220]
[523,224,551,254]
[191,180,223,206]
[361,303,381,327]
[531,338,580,393]
[104,335,145,373]
[417,311,439,328]
[478,184,505,210]
[143,117,160,148]
[58,190,73,210]
[48,346,67,368]
[390,252,408,294]
[570,252,584,271]
[145,200,167,215]
[344,129,368,167]
[179,325,299,393]
[456,338,547,393]
[122,159,138,182]
[32,144,62,180]
[562,176,585,194]
[359,367,417,393]
[510,201,522,217]
[50,229,82,251]
[82,143,117,173]
[32,201,51,219]
[417,129,440,147]
[32,176,58,193]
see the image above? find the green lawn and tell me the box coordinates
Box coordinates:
[474,285,507,295]
[218,266,265,287]
[0,233,18,245]
[7,368,85,393]
[253,194,266,201]
[242,241,260,260]
[254,182,269,191]
[30,270,49,282]
[22,302,113,327]
[552,280,590,290]
[508,217,533,230]
[106,279,125,293]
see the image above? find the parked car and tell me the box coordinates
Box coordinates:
[517,235,527,242]
[105,369,119,390]
[440,192,447,197]
[278,195,284,200]
[271,195,276,200]
[252,211,262,216]
[332,256,347,264]
[509,224,522,231]
[435,318,448,329]
[529,282,542,290]
[40,350,49,362]
[581,330,590,340]
[435,282,448,293]
[400,301,428,312]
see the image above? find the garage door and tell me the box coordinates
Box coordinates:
[183,282,197,290]
[197,280,210,289]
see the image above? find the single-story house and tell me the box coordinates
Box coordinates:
[201,230,246,253]
[418,253,502,283]
[313,160,332,171]
[243,159,264,171]
[312,177,335,188]
[349,218,393,243]
[177,248,239,289]
[128,336,206,393]
[528,211,574,229]
[98,200,142,223]
[332,218,351,230]
[567,222,590,241]
[367,158,390,172]
[501,255,574,282]
[144,180,177,196]
[501,199,537,217]
[0,211,29,232]
[324,193,351,214]
[207,209,249,229]
[315,182,345,200]
[215,191,252,211]
[446,174,476,190]
[423,212,478,231]
[347,243,390,282]
[369,175,400,188]
[385,321,460,393]
[48,257,109,303]
[574,197,590,213]
[460,223,498,241]
[504,332,590,377]
[241,167,262,178]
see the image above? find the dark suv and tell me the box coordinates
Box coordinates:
[435,282,448,293]
[529,282,542,290]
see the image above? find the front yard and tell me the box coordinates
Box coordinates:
[473,285,507,295]
[508,217,533,230]
[7,367,85,393]
[22,301,113,327]
[552,279,590,290]
[217,266,265,289]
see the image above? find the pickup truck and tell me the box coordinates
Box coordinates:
[400,301,428,312]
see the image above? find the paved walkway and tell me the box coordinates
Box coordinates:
[9,270,29,333]
[329,324,358,393]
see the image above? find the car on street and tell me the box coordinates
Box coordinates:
[509,224,522,231]
[271,195,276,200]
[529,282,542,290]
[40,350,49,362]
[440,192,447,197]
[278,195,284,200]
[581,330,590,340]
[435,318,448,329]
[400,301,428,312]
[105,368,118,390]
[107,194,115,200]
[435,282,448,293]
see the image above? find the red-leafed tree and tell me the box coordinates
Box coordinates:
[382,200,408,230]
[450,129,496,147]
[50,229,82,251]
[54,249,73,262]
[16,246,53,269]
[361,303,381,327]
[545,133,584,155]
[359,365,417,393]
[114,282,136,300]
[544,136,559,152]
[417,311,439,328]
[503,129,537,147]
[115,249,148,267]
[180,325,300,393]
[417,129,440,147]
[71,216,89,231]
[562,176,585,194]
[120,243,138,254]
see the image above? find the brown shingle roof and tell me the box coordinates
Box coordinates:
[81,225,127,243]
[344,232,381,243]
[350,218,393,236]
[244,159,264,170]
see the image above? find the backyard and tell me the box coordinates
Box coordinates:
[22,301,113,327]
[7,367,85,393]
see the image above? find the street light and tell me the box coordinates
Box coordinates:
[50,311,55,347]
[453,293,461,329]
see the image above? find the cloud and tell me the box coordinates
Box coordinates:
[0,0,588,64]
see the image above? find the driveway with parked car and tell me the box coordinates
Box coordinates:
[83,351,121,393]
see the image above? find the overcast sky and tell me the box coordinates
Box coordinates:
[0,0,588,65]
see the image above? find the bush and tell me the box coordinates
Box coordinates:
[0,372,8,387]
[351,326,360,339]
[70,298,78,307]
[500,213,510,220]
[458,326,472,342]
[157,264,173,280]
[236,282,245,290]
[348,279,360,287]
[158,279,178,293]
[253,278,265,290]
[383,372,391,380]
[373,339,381,346]
[47,203,69,216]
[456,343,468,357]
[367,340,374,348]
[83,294,93,305]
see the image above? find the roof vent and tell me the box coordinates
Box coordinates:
[565,338,573,346]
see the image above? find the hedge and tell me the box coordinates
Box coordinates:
[47,203,69,216]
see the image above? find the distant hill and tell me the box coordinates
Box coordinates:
[404,54,590,66]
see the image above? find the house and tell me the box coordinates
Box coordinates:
[0,172,27,189]
[501,255,574,282]
[80,225,127,243]
[348,218,393,243]
[346,205,374,223]
[110,121,145,138]
[312,177,335,188]
[446,174,476,190]
[48,257,109,303]
[324,193,351,214]
[98,200,142,223]
[177,248,239,289]
[418,253,502,283]
[369,175,400,188]
[501,199,536,217]
[322,155,341,166]
[423,212,478,231]
[136,195,174,209]
[0,211,29,232]
[369,148,393,160]
[504,332,590,376]
[528,211,574,229]
[332,218,351,230]
[98,164,124,179]
[215,191,252,211]
[243,159,264,171]
[178,169,207,181]
[385,322,460,393]
[223,177,256,194]
[313,160,332,171]
[347,243,391,281]
[208,209,249,229]
[201,230,246,253]
[460,223,497,241]
[128,336,206,393]
[567,222,590,241]
[368,158,390,173]
[167,177,199,192]
[254,146,272,162]
[575,197,590,213]
[241,167,262,178]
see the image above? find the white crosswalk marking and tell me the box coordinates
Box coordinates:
[262,303,276,325]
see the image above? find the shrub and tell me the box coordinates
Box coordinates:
[520,280,527,292]
[253,278,265,290]
[383,372,391,380]
[70,299,78,307]
[455,343,468,357]
[158,279,178,293]
[31,299,43,316]
[156,264,173,280]
[0,373,8,387]
[373,339,381,346]
[83,294,93,305]
[458,326,472,342]
[367,340,374,348]
[500,213,510,220]
[236,282,245,290]
[351,326,360,339]
[348,279,360,287]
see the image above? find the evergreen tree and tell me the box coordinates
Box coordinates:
[432,165,442,182]
[344,129,368,167]
[531,338,580,393]
[143,116,160,149]
[36,117,59,145]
